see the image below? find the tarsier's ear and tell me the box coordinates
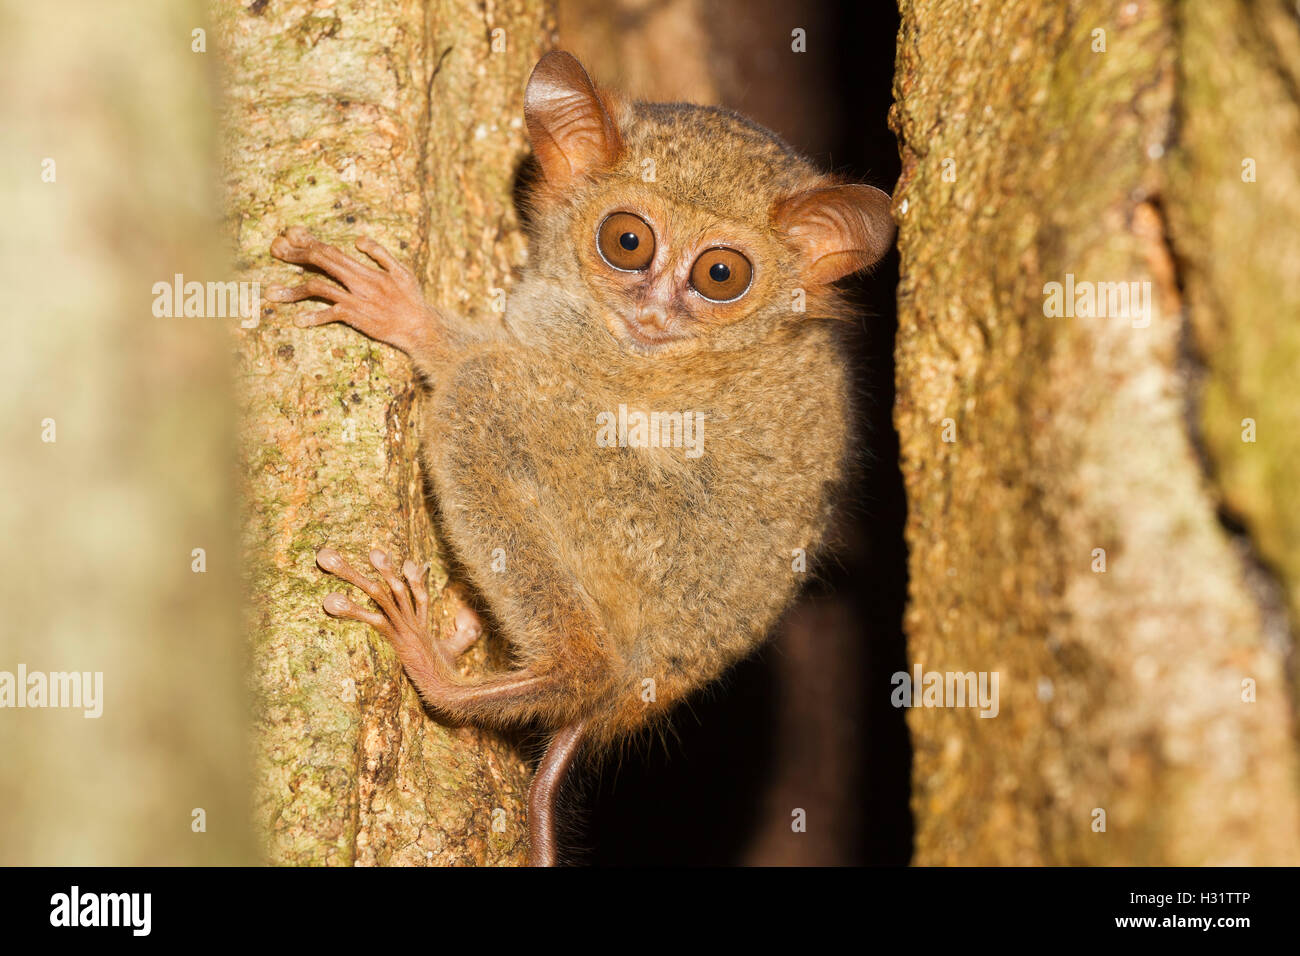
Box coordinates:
[772,184,895,285]
[525,51,622,186]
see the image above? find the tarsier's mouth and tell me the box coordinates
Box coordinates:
[616,315,686,352]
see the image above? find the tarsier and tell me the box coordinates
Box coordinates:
[269,51,894,865]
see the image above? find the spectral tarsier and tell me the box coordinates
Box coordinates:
[269,51,894,865]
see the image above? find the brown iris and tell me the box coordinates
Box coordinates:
[597,212,655,271]
[690,248,752,302]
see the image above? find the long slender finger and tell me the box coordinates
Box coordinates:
[316,548,400,619]
[356,236,412,279]
[402,559,429,630]
[369,549,414,621]
[289,305,347,329]
[272,230,372,289]
[303,241,376,289]
[323,592,392,637]
[267,277,347,304]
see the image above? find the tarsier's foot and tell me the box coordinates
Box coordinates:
[316,545,581,866]
[315,547,481,668]
[268,227,436,356]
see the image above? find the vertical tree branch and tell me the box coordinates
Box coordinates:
[217,0,553,866]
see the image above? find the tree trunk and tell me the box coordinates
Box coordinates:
[892,0,1300,864]
[216,0,552,866]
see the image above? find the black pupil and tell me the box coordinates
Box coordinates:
[709,262,731,283]
[619,232,639,251]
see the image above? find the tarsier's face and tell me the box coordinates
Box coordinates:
[574,182,792,356]
[524,53,894,359]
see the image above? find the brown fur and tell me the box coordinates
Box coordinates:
[271,52,894,754]
[405,56,893,746]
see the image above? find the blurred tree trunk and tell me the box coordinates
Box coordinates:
[215,0,553,865]
[0,0,250,866]
[892,0,1300,864]
[556,0,719,102]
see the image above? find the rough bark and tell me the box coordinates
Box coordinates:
[217,0,552,866]
[892,0,1300,864]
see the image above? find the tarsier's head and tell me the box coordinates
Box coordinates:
[521,51,896,358]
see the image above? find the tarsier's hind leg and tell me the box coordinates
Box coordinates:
[317,547,562,720]
[314,547,595,865]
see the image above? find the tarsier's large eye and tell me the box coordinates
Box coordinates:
[690,247,753,302]
[597,212,655,271]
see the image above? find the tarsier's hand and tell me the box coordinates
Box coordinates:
[268,226,438,357]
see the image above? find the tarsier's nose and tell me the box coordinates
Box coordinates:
[634,308,669,331]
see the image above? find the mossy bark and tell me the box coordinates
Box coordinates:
[892,0,1300,864]
[216,0,552,866]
